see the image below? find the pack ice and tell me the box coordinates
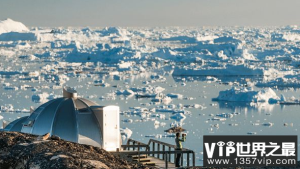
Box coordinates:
[1,19,300,154]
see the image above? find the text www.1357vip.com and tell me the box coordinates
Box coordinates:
[207,157,296,166]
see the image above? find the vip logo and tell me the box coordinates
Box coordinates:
[205,141,236,158]
[203,136,297,167]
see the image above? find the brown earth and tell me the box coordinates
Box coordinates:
[0,131,153,169]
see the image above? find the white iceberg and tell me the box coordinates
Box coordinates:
[0,18,29,34]
[213,87,279,103]
[120,127,132,139]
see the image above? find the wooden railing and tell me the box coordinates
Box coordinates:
[122,139,149,151]
[120,138,196,168]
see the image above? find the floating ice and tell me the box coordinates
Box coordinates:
[115,89,135,96]
[0,32,37,41]
[0,104,14,112]
[247,132,257,135]
[166,93,183,99]
[193,104,206,109]
[170,121,183,127]
[170,113,186,120]
[262,122,274,127]
[256,77,300,88]
[212,117,226,121]
[122,119,133,123]
[216,113,234,118]
[31,92,56,103]
[120,127,132,139]
[213,87,280,103]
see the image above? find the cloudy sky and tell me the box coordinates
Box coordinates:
[0,0,300,27]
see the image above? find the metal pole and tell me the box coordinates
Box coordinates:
[192,152,195,167]
[162,145,165,160]
[133,141,135,151]
[174,148,176,164]
[181,151,183,167]
[152,142,155,157]
[187,153,190,167]
[126,140,129,150]
[157,144,160,159]
[168,146,171,162]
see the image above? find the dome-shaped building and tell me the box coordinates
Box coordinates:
[4,87,121,151]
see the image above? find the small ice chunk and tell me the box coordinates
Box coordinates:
[247,132,257,135]
[120,127,132,138]
[122,119,133,123]
[262,122,274,127]
[166,93,183,99]
[154,120,160,125]
[170,113,186,120]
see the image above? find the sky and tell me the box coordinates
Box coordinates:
[0,0,300,27]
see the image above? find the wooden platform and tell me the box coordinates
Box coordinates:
[127,154,177,168]
[117,138,196,168]
[146,156,176,168]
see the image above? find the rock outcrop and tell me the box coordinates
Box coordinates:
[0,131,146,169]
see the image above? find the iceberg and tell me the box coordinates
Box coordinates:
[0,18,29,34]
[173,65,265,76]
[0,32,37,41]
[213,87,280,103]
[0,18,37,41]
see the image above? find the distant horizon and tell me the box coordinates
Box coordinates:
[4,18,299,29]
[1,0,300,27]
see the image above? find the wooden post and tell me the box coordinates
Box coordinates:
[138,145,140,163]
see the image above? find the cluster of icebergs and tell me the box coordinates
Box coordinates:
[1,18,300,138]
[1,19,300,89]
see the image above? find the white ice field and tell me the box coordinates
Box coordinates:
[1,19,300,165]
